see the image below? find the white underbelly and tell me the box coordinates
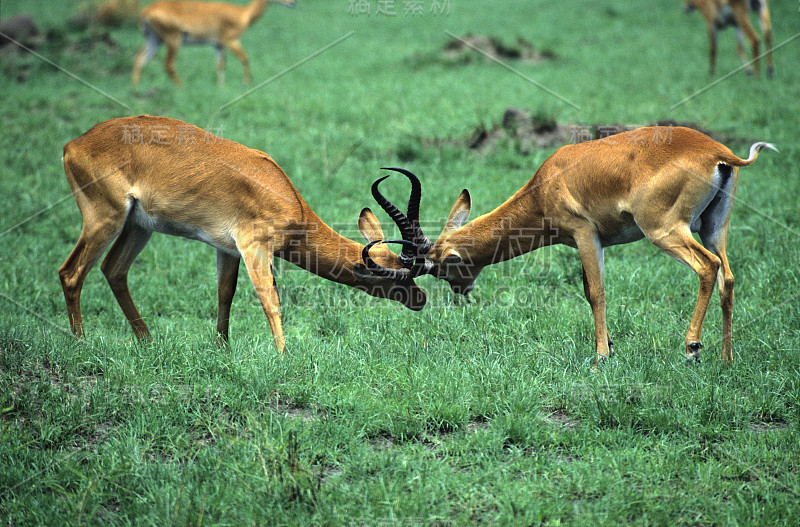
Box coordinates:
[129,202,238,255]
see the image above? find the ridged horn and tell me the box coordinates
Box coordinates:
[374,167,434,259]
[362,240,435,280]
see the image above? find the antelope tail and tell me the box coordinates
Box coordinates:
[726,142,778,167]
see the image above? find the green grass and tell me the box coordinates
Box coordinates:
[2,0,800,524]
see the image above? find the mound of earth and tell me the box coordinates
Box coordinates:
[70,0,140,29]
[443,34,556,64]
[463,109,751,155]
[467,108,571,154]
[0,14,41,48]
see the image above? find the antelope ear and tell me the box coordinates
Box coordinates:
[442,249,463,265]
[443,190,471,234]
[358,208,385,243]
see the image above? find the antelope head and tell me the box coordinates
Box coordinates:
[353,206,428,310]
[363,167,482,295]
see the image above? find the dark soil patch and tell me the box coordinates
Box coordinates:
[443,34,556,64]
[543,407,581,431]
[407,34,556,69]
[369,435,397,450]
[651,119,756,145]
[749,420,791,433]
[1,15,119,53]
[57,29,120,53]
[70,0,140,29]
[269,397,320,423]
[430,108,755,156]
[467,108,572,154]
[2,24,121,82]
[73,421,113,452]
[465,418,490,434]
[0,14,41,48]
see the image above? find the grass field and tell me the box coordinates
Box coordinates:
[1,0,799,524]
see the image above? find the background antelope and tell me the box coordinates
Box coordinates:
[59,116,425,352]
[132,0,296,87]
[684,0,774,77]
[367,128,776,367]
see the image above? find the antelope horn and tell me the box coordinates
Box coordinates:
[371,177,418,267]
[374,167,434,257]
[371,176,415,242]
[379,167,422,224]
[362,240,435,280]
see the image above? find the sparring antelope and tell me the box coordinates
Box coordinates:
[684,0,774,77]
[59,116,425,352]
[365,127,776,366]
[132,0,296,87]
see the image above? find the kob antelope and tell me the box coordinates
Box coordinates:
[684,0,774,77]
[366,127,776,366]
[132,0,296,87]
[59,116,425,352]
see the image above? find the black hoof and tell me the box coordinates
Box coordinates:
[686,341,703,364]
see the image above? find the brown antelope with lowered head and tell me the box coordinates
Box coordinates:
[684,0,774,77]
[365,127,776,367]
[59,115,426,352]
[132,0,296,87]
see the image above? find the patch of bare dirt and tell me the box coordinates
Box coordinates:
[2,22,120,83]
[749,420,791,433]
[10,363,96,401]
[0,14,41,48]
[1,13,119,52]
[407,35,556,70]
[543,407,581,431]
[465,418,490,434]
[72,421,114,452]
[70,0,140,29]
[467,108,572,154]
[60,30,120,53]
[319,465,343,482]
[369,435,397,450]
[651,119,755,145]
[269,396,320,424]
[443,34,556,64]
[431,108,754,156]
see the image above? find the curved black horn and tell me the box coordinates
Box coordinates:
[375,167,434,254]
[362,240,412,280]
[371,176,414,241]
[371,176,418,266]
[362,240,435,280]
[379,167,422,224]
